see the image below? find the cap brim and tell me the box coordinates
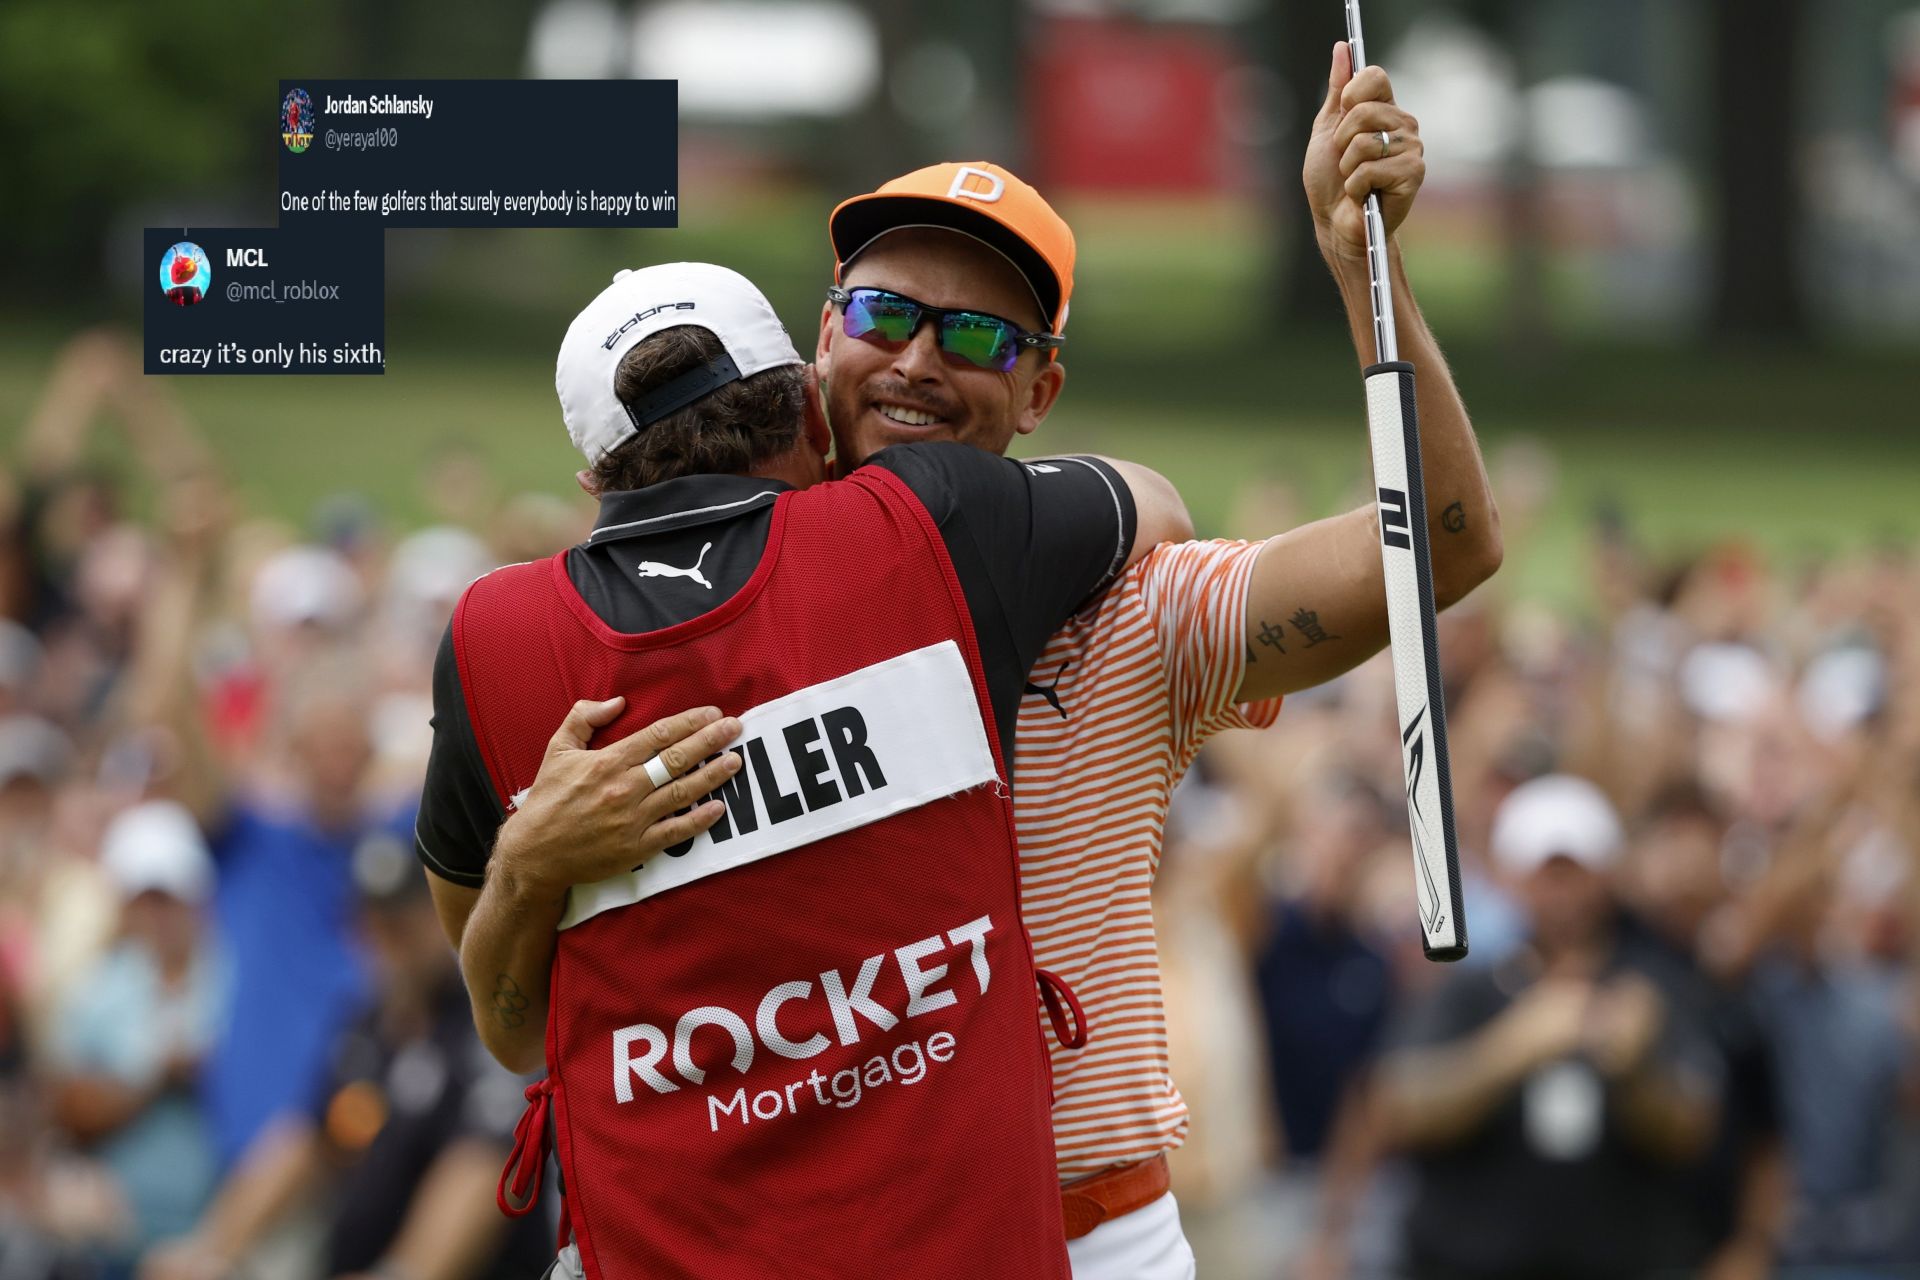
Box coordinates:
[831,195,1062,333]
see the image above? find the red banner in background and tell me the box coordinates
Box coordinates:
[1028,18,1242,195]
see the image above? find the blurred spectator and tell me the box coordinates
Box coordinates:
[138,834,547,1280]
[195,654,400,1169]
[0,715,71,845]
[209,545,366,758]
[1160,766,1278,1275]
[0,1082,111,1280]
[1736,825,1918,1270]
[1238,770,1399,1279]
[84,452,402,1171]
[0,621,43,717]
[378,528,491,659]
[364,528,497,797]
[0,714,120,1047]
[1250,773,1395,1165]
[1617,782,1787,1280]
[1374,775,1725,1280]
[46,801,222,1274]
[486,493,589,570]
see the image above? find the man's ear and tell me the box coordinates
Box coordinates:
[1015,361,1066,438]
[575,468,600,497]
[802,365,830,457]
[815,299,836,371]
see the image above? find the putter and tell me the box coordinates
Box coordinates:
[1344,0,1468,961]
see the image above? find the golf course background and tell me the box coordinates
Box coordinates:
[4,192,1914,615]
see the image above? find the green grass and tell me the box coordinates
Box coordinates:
[4,193,1916,616]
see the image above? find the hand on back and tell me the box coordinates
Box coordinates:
[497,700,744,894]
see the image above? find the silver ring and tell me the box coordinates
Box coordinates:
[643,755,673,789]
[1378,130,1392,159]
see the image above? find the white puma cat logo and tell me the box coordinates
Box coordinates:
[635,542,714,590]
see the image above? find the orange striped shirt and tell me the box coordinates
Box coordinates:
[1014,539,1281,1181]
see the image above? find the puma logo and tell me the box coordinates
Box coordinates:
[1024,661,1070,719]
[636,542,714,590]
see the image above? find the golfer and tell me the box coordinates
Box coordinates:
[471,42,1500,1277]
[414,262,1188,1278]
[803,44,1501,1276]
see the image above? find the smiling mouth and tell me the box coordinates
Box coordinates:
[874,403,946,428]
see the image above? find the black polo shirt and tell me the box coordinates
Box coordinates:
[416,442,1135,888]
[1389,930,1729,1280]
[317,973,552,1280]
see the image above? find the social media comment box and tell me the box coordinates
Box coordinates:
[144,228,385,375]
[275,81,679,227]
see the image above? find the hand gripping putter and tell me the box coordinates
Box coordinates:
[1344,0,1467,961]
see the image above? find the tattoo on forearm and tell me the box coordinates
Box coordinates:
[491,974,529,1029]
[1441,501,1466,534]
[1288,608,1340,648]
[1255,619,1288,655]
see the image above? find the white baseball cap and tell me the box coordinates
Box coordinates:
[385,526,495,611]
[0,714,70,789]
[1798,645,1885,742]
[556,262,803,465]
[1490,774,1625,876]
[1678,642,1777,725]
[250,544,364,632]
[100,800,214,904]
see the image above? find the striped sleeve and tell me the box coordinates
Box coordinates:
[1134,539,1283,764]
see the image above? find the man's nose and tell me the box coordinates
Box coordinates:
[890,319,949,383]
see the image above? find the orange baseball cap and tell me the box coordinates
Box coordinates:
[829,162,1076,344]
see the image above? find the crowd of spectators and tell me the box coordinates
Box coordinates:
[1170,452,1920,1278]
[0,335,567,1280]
[1,332,1915,1279]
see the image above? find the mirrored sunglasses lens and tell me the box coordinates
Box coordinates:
[844,291,919,344]
[941,314,1016,371]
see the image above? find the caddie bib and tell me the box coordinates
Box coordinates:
[453,466,1078,1280]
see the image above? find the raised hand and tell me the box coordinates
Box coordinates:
[1304,40,1426,264]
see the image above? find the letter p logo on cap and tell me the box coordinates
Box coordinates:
[946,166,1006,203]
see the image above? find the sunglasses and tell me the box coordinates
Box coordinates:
[828,286,1064,373]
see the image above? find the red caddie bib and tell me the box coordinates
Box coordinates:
[453,467,1076,1280]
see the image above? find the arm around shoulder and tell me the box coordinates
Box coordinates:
[1086,457,1194,563]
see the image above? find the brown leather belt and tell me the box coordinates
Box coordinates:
[1060,1153,1171,1240]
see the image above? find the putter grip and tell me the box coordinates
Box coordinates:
[1364,361,1468,961]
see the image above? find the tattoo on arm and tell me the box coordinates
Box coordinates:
[1252,608,1343,664]
[1441,501,1466,534]
[1287,608,1340,648]
[490,974,530,1029]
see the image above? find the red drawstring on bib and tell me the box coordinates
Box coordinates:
[497,1076,556,1217]
[1037,969,1088,1049]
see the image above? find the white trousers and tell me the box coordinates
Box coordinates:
[544,1242,583,1280]
[1067,1192,1197,1280]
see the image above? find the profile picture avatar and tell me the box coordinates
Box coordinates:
[282,87,314,153]
[159,242,211,306]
